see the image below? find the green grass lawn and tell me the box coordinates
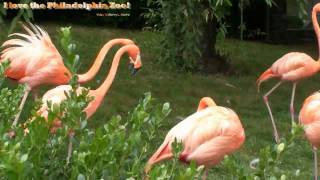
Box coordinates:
[2,22,320,178]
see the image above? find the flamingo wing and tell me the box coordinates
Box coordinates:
[145,107,221,167]
[1,24,65,83]
[182,107,245,166]
[271,52,317,81]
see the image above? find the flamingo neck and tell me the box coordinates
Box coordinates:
[312,8,320,59]
[90,46,130,105]
[77,39,131,83]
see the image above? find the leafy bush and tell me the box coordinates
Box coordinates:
[0,75,205,179]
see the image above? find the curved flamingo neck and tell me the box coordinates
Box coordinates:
[91,45,133,104]
[312,7,320,59]
[77,39,133,83]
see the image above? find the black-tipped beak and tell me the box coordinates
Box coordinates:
[129,63,140,75]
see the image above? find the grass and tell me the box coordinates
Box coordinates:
[1,22,320,178]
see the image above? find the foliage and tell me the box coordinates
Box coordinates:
[0,61,24,133]
[70,92,173,179]
[142,0,162,30]
[296,0,309,24]
[0,87,176,178]
[144,0,233,71]
[158,1,204,71]
[59,27,80,76]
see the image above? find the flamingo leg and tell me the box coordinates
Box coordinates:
[66,135,73,165]
[314,147,318,180]
[32,87,39,101]
[12,86,31,127]
[263,81,282,144]
[290,82,297,124]
[202,167,208,180]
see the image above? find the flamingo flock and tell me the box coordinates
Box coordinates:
[1,3,320,179]
[0,23,246,179]
[257,3,320,179]
[0,23,135,126]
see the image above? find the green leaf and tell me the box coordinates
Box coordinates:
[77,174,86,180]
[20,154,28,162]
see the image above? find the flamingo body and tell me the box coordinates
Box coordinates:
[299,92,320,148]
[299,92,320,179]
[1,26,71,88]
[257,52,319,87]
[145,97,245,177]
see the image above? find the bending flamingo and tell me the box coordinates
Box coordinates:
[0,23,134,126]
[37,44,141,124]
[256,3,320,143]
[299,92,320,180]
[144,97,245,179]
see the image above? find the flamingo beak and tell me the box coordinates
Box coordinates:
[128,63,140,75]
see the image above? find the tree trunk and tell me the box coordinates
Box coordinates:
[200,14,217,67]
[200,14,231,73]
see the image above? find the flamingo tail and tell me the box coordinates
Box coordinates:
[256,68,275,92]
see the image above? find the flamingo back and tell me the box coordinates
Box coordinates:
[38,85,86,118]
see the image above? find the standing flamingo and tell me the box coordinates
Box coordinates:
[37,44,141,123]
[299,92,320,180]
[0,23,134,126]
[256,3,320,143]
[144,97,245,179]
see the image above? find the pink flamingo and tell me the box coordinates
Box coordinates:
[256,3,320,143]
[299,92,320,180]
[144,97,245,179]
[37,44,141,125]
[0,23,134,126]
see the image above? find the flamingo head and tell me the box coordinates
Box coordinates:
[314,3,320,12]
[127,45,142,75]
[197,97,217,111]
[55,67,72,84]
[119,38,134,46]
